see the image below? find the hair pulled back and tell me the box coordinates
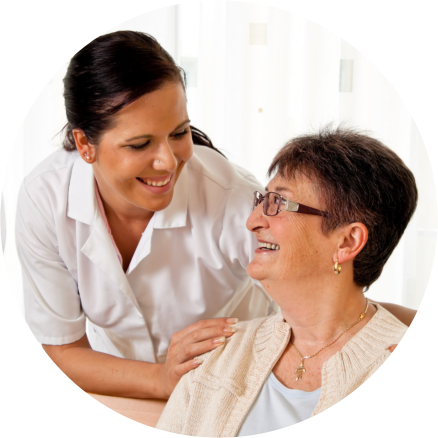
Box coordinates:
[63,30,222,155]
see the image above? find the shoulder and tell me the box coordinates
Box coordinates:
[315,305,408,415]
[328,304,407,378]
[341,303,407,362]
[192,313,286,376]
[18,148,78,218]
[188,145,263,193]
[367,303,408,344]
[158,313,288,434]
[24,148,78,187]
[186,146,263,223]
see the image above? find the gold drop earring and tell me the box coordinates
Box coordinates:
[334,260,341,274]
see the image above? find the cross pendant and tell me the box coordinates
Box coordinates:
[295,362,306,381]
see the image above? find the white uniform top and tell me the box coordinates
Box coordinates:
[16,145,276,363]
[1,193,6,253]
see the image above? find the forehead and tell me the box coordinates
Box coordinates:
[110,83,187,133]
[267,173,320,204]
[96,84,189,147]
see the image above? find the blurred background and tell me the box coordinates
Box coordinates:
[1,1,436,312]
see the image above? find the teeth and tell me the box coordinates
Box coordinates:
[139,176,171,187]
[258,242,280,250]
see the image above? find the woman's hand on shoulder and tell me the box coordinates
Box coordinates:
[159,317,238,398]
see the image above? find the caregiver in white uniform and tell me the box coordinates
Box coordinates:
[16,31,275,400]
[16,31,415,400]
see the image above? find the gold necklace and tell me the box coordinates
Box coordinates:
[291,299,369,382]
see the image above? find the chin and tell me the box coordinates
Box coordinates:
[145,195,174,212]
[247,261,268,282]
[130,189,174,212]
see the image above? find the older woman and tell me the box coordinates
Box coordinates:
[156,127,417,436]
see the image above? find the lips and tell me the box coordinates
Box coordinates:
[136,174,172,187]
[136,173,175,194]
[258,241,280,251]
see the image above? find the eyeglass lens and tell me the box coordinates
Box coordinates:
[253,192,283,216]
[253,192,262,211]
[266,192,282,216]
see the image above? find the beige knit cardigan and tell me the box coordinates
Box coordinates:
[156,304,407,437]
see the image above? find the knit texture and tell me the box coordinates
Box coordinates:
[156,304,407,436]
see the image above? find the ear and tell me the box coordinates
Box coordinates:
[72,129,96,163]
[333,222,368,264]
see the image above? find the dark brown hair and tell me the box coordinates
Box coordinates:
[268,126,418,289]
[62,30,224,156]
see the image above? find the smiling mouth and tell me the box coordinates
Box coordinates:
[136,176,172,187]
[258,242,280,251]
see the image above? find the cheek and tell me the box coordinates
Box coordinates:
[276,216,323,273]
[93,155,122,190]
[116,157,147,183]
[181,139,194,161]
[178,138,194,162]
[98,147,142,179]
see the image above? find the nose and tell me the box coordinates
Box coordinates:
[153,140,178,171]
[246,202,269,232]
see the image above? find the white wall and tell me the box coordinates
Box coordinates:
[2,1,436,313]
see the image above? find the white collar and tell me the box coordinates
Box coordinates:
[67,155,96,225]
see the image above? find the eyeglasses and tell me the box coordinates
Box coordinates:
[253,191,327,217]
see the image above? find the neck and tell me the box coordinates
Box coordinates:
[266,272,369,345]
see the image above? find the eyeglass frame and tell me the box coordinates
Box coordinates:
[253,191,328,217]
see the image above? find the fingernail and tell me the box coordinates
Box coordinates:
[223,326,236,333]
[212,337,225,344]
[192,358,204,365]
[226,318,238,324]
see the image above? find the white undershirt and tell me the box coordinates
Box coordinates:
[237,372,321,436]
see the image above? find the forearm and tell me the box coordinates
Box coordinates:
[43,339,166,399]
[43,317,236,400]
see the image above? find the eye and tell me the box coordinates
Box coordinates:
[127,141,150,151]
[171,128,189,139]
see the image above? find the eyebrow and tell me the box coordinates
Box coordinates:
[265,186,293,195]
[124,119,191,142]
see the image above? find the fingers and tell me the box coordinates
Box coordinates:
[387,344,397,353]
[173,335,230,378]
[186,324,237,345]
[174,357,205,378]
[171,317,239,343]
[177,335,229,364]
[165,317,239,386]
[168,320,238,365]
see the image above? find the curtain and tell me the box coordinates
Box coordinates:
[4,1,436,311]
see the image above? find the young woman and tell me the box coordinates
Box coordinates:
[15,31,415,400]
